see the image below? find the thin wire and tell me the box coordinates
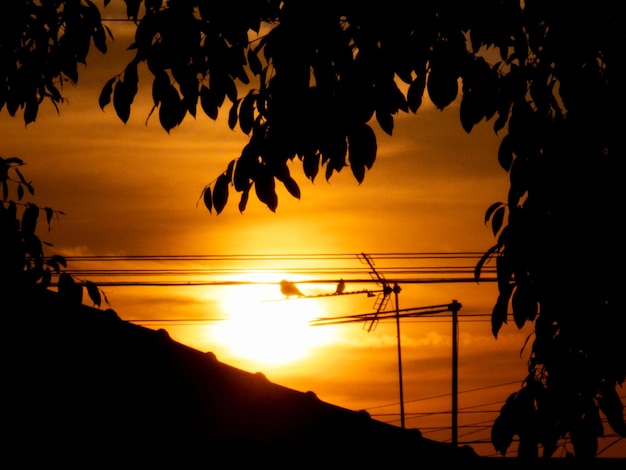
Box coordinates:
[365,380,522,411]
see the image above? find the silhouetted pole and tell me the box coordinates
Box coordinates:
[393,283,405,429]
[450,299,461,446]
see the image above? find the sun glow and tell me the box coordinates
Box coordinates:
[212,280,335,366]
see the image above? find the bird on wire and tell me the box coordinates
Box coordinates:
[335,279,345,295]
[280,279,304,297]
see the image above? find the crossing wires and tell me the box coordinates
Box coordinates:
[47,251,498,287]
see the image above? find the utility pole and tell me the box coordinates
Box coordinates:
[330,254,462,439]
[393,282,404,429]
[450,299,461,446]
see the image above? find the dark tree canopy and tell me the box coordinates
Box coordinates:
[0,0,619,460]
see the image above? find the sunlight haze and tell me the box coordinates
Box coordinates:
[1,2,621,459]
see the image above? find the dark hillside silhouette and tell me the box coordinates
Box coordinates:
[3,287,483,468]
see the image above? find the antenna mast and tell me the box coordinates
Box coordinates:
[357,253,393,332]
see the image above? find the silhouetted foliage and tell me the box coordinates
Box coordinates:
[0,0,110,123]
[0,0,620,460]
[0,157,106,308]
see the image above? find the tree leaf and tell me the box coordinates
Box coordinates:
[113,80,132,123]
[597,383,626,435]
[48,254,67,271]
[86,281,102,308]
[93,23,107,54]
[459,93,477,133]
[474,244,498,282]
[282,175,301,199]
[200,86,219,120]
[152,70,171,105]
[254,169,277,212]
[247,48,263,76]
[224,76,238,103]
[234,146,257,191]
[491,206,505,236]
[303,152,320,182]
[407,75,425,113]
[498,134,514,171]
[492,287,511,338]
[44,207,54,230]
[21,203,39,237]
[238,188,249,213]
[159,86,186,132]
[99,77,116,110]
[41,268,51,289]
[213,174,229,215]
[348,124,377,184]
[202,186,212,214]
[511,287,527,329]
[228,99,240,130]
[427,69,458,110]
[484,201,504,224]
[491,413,514,456]
[375,111,394,136]
[125,0,141,21]
[58,273,83,306]
[24,99,39,125]
[239,91,256,135]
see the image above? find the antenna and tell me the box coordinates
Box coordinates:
[357,253,392,332]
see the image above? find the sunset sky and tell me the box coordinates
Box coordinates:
[1,3,622,459]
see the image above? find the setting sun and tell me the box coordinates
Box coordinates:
[211,280,334,365]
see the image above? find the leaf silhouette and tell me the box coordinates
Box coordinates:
[125,0,141,21]
[44,207,54,230]
[474,244,498,282]
[238,188,249,213]
[21,203,39,237]
[303,152,320,182]
[99,77,115,110]
[113,80,132,123]
[213,174,229,215]
[228,99,240,130]
[484,202,504,224]
[375,111,394,136]
[491,206,505,236]
[427,68,458,110]
[202,186,212,214]
[158,84,186,132]
[239,91,256,135]
[491,414,514,456]
[512,283,538,327]
[282,175,301,200]
[86,281,102,308]
[348,124,377,184]
[255,170,277,212]
[247,48,262,76]
[498,134,514,171]
[407,75,425,113]
[200,86,219,120]
[46,255,67,273]
[492,292,510,338]
[24,99,39,125]
[58,273,83,305]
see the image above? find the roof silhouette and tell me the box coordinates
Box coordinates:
[2,288,483,467]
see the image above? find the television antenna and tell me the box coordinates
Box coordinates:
[357,252,395,332]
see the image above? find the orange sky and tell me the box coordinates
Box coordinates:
[1,3,623,459]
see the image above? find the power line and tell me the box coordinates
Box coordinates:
[55,251,490,261]
[365,380,522,411]
[45,251,499,287]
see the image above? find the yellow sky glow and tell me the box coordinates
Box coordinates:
[1,6,622,458]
